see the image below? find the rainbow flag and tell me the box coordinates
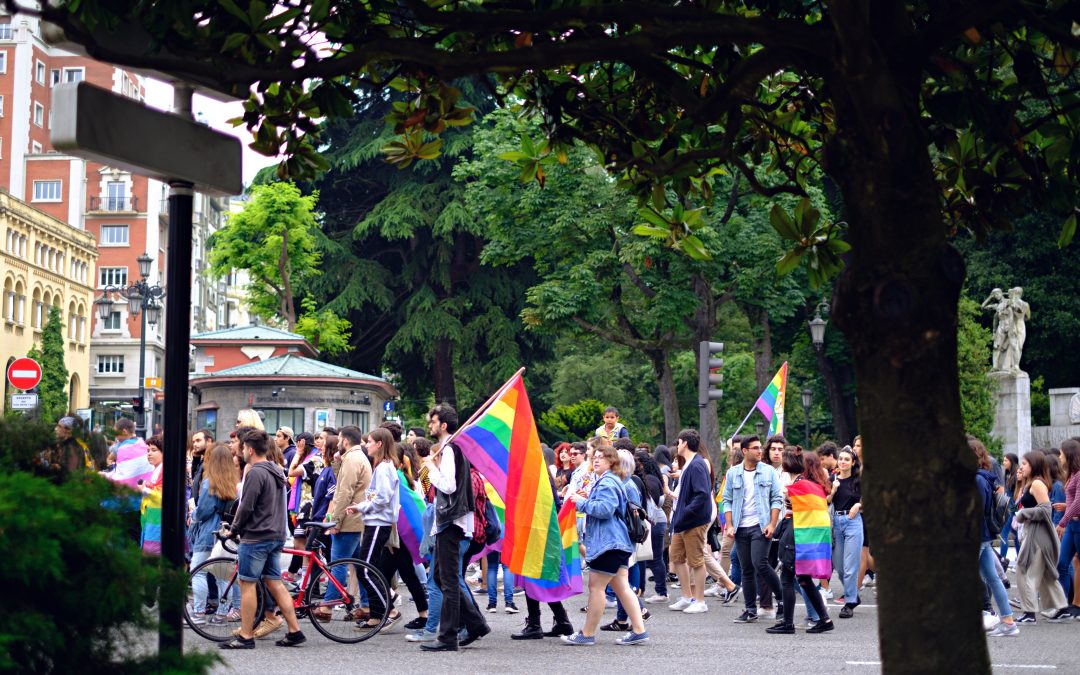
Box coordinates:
[397,469,428,564]
[520,498,582,602]
[140,489,162,556]
[455,372,579,599]
[788,478,831,579]
[470,480,508,563]
[753,361,788,435]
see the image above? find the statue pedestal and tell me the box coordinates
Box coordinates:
[990,371,1032,456]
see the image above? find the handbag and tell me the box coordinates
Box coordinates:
[634,519,654,561]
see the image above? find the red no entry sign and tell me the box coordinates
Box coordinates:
[7,357,42,390]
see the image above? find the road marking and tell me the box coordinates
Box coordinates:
[846,663,1055,670]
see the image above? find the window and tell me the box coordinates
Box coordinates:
[64,68,84,83]
[32,180,62,202]
[105,181,126,210]
[50,69,60,85]
[102,311,121,330]
[337,410,370,433]
[35,60,44,85]
[30,141,41,154]
[99,266,128,288]
[0,95,5,117]
[33,102,43,127]
[0,24,11,41]
[0,52,6,74]
[196,409,218,436]
[256,408,304,435]
[97,355,125,374]
[99,225,129,246]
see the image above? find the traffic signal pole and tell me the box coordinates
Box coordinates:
[698,341,724,456]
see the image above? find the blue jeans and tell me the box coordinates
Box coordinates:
[979,541,1013,618]
[423,538,472,634]
[832,513,863,602]
[190,550,216,613]
[324,531,361,603]
[730,546,742,586]
[998,509,1021,560]
[615,562,644,622]
[487,551,514,605]
[237,540,283,582]
[1057,520,1080,600]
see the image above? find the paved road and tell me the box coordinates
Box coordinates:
[190,570,1079,674]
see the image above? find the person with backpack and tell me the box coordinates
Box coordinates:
[972,438,1019,636]
[667,429,716,615]
[563,444,649,646]
[602,447,652,632]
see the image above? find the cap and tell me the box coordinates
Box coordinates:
[277,426,295,441]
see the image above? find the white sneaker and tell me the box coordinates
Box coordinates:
[644,595,669,604]
[703,584,722,597]
[604,598,618,609]
[760,607,777,620]
[668,597,694,611]
[683,600,708,614]
[819,586,834,600]
[987,621,1019,637]
[982,611,1000,631]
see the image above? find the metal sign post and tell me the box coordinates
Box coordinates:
[52,80,241,656]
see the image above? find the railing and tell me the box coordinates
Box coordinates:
[88,196,139,212]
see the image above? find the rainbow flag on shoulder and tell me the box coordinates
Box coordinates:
[754,361,788,435]
[788,478,831,579]
[454,371,582,602]
[397,469,428,565]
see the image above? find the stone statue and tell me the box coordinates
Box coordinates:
[982,286,1030,373]
[1070,392,1080,425]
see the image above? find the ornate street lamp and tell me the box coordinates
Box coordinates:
[96,252,166,437]
[801,387,813,446]
[808,300,830,350]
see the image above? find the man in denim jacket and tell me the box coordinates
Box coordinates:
[721,434,785,623]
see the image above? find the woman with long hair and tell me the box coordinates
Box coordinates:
[998,452,1021,564]
[828,447,863,618]
[1054,439,1080,615]
[235,408,264,430]
[636,450,670,603]
[564,444,649,646]
[1013,451,1070,622]
[768,450,834,634]
[970,438,1018,637]
[554,442,575,490]
[188,443,240,623]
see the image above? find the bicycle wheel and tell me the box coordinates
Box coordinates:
[303,557,391,643]
[184,556,264,642]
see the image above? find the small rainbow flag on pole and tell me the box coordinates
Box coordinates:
[788,478,832,579]
[755,361,788,435]
[397,469,428,565]
[454,370,580,600]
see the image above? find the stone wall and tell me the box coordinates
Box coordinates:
[1031,425,1080,450]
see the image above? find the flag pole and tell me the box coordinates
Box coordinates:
[432,366,526,461]
[728,405,758,443]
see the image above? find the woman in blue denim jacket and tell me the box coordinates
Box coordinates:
[563,444,649,647]
[187,443,238,623]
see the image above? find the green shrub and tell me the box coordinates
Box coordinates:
[539,399,634,442]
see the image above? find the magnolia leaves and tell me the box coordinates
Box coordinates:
[769,198,849,288]
[382,80,475,168]
[632,204,712,260]
[497,134,567,187]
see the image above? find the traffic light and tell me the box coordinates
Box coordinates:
[698,341,724,406]
[132,396,145,413]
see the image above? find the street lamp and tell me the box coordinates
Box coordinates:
[801,387,813,446]
[808,300,830,350]
[96,252,165,438]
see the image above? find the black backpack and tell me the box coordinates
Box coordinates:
[611,476,649,545]
[982,474,1009,536]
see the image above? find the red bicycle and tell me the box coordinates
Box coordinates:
[184,521,391,643]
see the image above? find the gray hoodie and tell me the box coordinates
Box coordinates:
[357,461,400,527]
[233,460,289,544]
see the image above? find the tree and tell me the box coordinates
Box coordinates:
[44,3,1080,670]
[27,306,68,422]
[208,182,322,329]
[293,297,352,357]
[957,296,997,449]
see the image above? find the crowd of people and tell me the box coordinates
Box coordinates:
[39,403,1080,650]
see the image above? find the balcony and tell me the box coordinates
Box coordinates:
[88,196,139,212]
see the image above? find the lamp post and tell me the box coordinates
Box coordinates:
[96,252,165,438]
[801,387,813,446]
[808,300,830,350]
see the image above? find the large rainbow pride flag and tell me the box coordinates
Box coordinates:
[397,469,428,565]
[788,478,832,579]
[455,372,582,601]
[753,361,788,435]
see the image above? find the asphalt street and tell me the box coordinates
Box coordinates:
[189,565,1080,674]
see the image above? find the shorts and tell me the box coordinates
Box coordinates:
[588,549,631,576]
[237,539,284,582]
[669,523,709,568]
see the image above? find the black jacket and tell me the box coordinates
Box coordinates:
[435,443,475,529]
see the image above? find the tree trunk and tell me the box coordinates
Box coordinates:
[433,337,457,406]
[646,349,681,445]
[278,227,296,329]
[690,274,723,464]
[813,344,854,444]
[827,4,988,671]
[746,306,773,392]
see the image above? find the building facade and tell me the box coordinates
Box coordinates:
[1,191,97,410]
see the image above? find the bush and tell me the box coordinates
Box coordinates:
[539,399,633,442]
[0,417,215,674]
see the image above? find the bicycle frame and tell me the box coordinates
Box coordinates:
[283,539,353,612]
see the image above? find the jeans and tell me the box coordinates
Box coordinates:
[639,521,668,597]
[979,541,1013,618]
[615,563,644,622]
[781,566,829,625]
[832,513,864,603]
[423,540,472,634]
[1056,520,1080,600]
[487,551,514,605]
[324,531,361,603]
[729,547,742,586]
[998,510,1021,560]
[798,584,821,621]
[190,550,215,613]
[434,525,488,645]
[734,526,782,612]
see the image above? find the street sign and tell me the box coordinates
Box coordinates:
[7,357,42,390]
[11,394,38,410]
[383,401,394,412]
[51,82,243,196]
[145,377,162,388]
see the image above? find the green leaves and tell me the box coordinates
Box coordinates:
[769,197,847,287]
[1059,212,1077,248]
[632,204,712,260]
[382,130,443,169]
[497,134,556,186]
